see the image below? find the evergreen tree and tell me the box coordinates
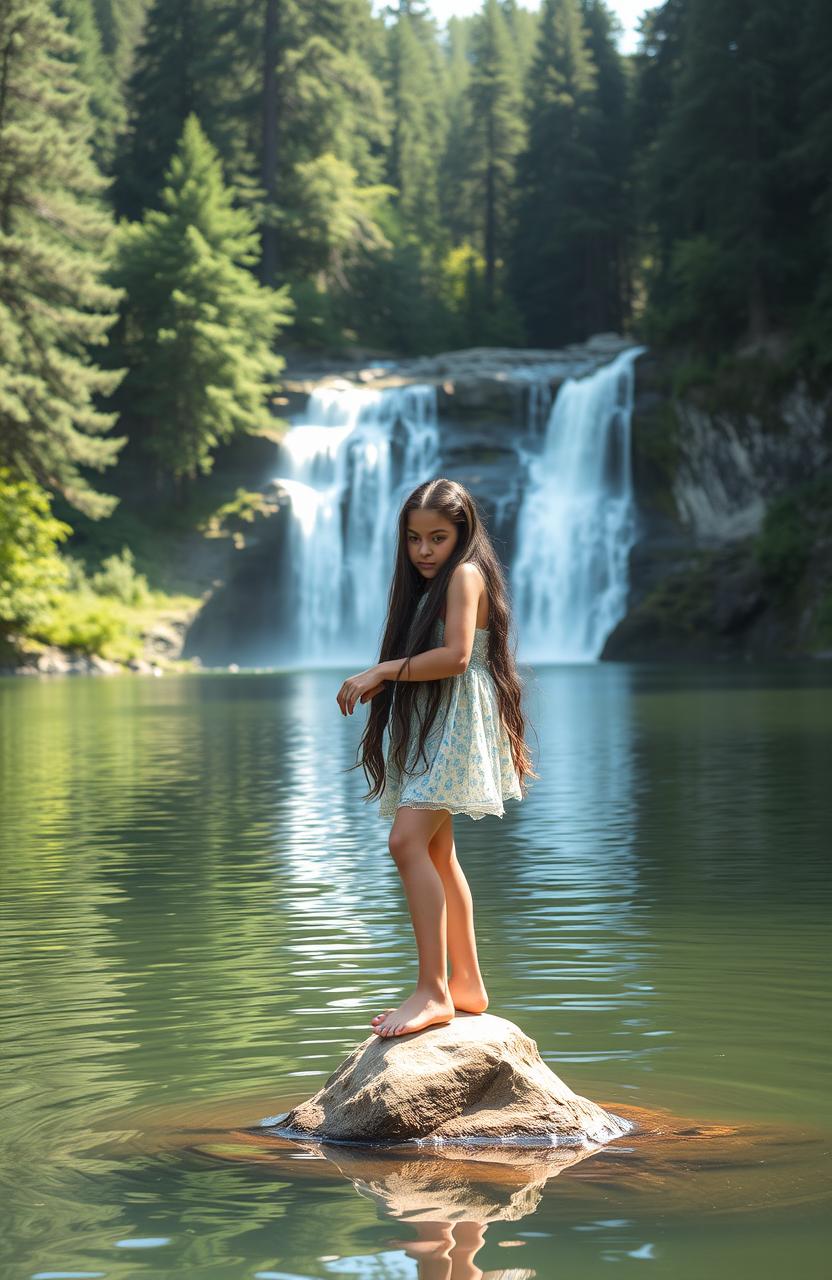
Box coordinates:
[385,3,447,249]
[112,0,255,219]
[467,0,526,307]
[795,0,832,370]
[258,0,391,284]
[500,0,541,79]
[630,0,688,319]
[437,16,475,248]
[92,0,149,89]
[642,0,801,350]
[109,114,293,493]
[580,0,633,332]
[0,0,126,519]
[54,0,124,168]
[509,0,602,344]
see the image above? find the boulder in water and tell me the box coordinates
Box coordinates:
[267,1012,631,1146]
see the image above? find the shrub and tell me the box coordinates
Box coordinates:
[90,546,150,606]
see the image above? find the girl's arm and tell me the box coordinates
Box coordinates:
[379,562,483,683]
[337,565,482,715]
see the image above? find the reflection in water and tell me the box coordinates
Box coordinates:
[1,665,831,1278]
[319,1136,599,1222]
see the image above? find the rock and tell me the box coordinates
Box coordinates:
[268,1012,631,1146]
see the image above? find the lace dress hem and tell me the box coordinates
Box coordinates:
[378,798,518,822]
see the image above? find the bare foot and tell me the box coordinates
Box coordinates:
[372,988,455,1037]
[448,973,489,1014]
[371,976,488,1026]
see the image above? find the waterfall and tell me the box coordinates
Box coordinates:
[273,346,645,668]
[512,346,647,663]
[275,384,439,666]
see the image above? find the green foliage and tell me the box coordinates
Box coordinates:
[465,0,526,302]
[37,592,144,660]
[54,0,126,168]
[0,469,72,637]
[754,475,832,596]
[90,546,150,605]
[755,494,812,592]
[10,0,832,457]
[284,278,347,350]
[639,0,817,354]
[385,8,447,248]
[438,243,526,347]
[633,400,681,492]
[200,487,278,549]
[279,152,394,288]
[510,0,627,344]
[810,590,832,650]
[110,113,294,482]
[644,234,744,352]
[113,0,257,218]
[0,0,127,519]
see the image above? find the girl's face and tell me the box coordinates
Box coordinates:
[406,508,459,579]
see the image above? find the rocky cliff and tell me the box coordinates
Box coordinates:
[606,353,832,660]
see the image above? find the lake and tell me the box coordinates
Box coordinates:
[1,661,829,1279]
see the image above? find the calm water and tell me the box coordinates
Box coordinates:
[1,662,830,1279]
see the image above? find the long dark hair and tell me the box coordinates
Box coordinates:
[354,477,538,804]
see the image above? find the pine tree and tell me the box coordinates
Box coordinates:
[467,0,526,308]
[93,0,149,89]
[258,0,391,283]
[795,0,832,370]
[437,16,475,248]
[642,0,801,350]
[580,0,632,332]
[509,0,602,344]
[54,0,125,169]
[0,0,126,519]
[112,0,256,219]
[109,114,293,492]
[385,3,447,249]
[500,0,541,79]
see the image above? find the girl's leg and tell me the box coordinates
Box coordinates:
[373,813,488,1025]
[374,806,455,1038]
[427,814,490,1013]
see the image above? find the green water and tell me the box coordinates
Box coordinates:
[1,663,830,1279]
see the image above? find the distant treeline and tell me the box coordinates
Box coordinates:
[69,0,832,359]
[1,0,830,520]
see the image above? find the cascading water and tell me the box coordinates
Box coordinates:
[512,345,647,663]
[273,346,645,668]
[275,384,439,665]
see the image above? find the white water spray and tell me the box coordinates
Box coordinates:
[513,346,647,663]
[275,384,439,665]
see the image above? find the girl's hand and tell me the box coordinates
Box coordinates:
[359,681,386,704]
[337,668,385,716]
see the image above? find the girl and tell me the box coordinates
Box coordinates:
[336,478,537,1039]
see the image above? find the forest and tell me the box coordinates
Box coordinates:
[1,0,830,663]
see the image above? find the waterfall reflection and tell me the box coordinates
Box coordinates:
[501,663,661,1067]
